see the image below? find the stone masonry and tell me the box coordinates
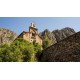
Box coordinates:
[40,32,80,62]
[18,23,42,45]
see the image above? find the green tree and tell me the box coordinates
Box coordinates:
[42,38,51,49]
[0,44,10,61]
[0,43,24,62]
[33,43,42,61]
[0,38,42,62]
[11,38,34,62]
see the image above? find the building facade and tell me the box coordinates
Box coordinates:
[18,23,42,45]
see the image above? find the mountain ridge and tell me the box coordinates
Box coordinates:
[0,27,76,45]
[39,27,76,45]
[0,28,17,45]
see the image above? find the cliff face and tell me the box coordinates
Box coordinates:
[52,27,75,42]
[0,28,17,45]
[40,27,75,44]
[40,32,80,62]
[39,29,57,44]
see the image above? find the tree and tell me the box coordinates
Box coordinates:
[0,43,24,62]
[42,38,51,49]
[0,38,42,62]
[33,43,42,61]
[11,38,34,62]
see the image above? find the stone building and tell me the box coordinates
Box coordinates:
[18,23,42,45]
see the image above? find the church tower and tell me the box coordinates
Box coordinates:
[18,22,42,45]
[29,22,38,34]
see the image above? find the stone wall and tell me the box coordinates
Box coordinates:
[36,35,42,45]
[40,32,80,62]
[23,33,30,42]
[29,27,38,34]
[18,31,42,45]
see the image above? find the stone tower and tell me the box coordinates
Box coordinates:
[29,22,38,34]
[18,22,42,45]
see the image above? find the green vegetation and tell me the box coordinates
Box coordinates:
[34,43,42,61]
[0,38,42,62]
[42,38,51,49]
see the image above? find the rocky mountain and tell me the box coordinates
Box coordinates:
[0,27,76,46]
[40,32,80,62]
[0,28,17,45]
[39,27,76,45]
[39,29,57,44]
[52,27,76,42]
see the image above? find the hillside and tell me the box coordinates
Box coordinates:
[0,27,79,62]
[39,27,76,44]
[40,32,80,62]
[0,28,17,45]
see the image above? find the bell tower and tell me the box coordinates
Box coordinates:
[29,22,38,34]
[31,22,36,28]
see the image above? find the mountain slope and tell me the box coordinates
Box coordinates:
[40,32,80,62]
[0,28,17,45]
[52,27,75,42]
[39,29,57,44]
[40,27,76,45]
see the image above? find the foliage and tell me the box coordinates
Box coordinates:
[11,38,34,62]
[0,38,42,62]
[42,38,51,49]
[0,43,24,62]
[34,43,42,61]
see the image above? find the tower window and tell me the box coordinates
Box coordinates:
[32,33,35,37]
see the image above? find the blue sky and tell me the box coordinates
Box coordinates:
[0,17,80,35]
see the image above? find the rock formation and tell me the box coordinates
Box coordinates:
[0,28,17,45]
[52,27,75,42]
[39,29,57,44]
[40,27,75,45]
[40,32,80,62]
